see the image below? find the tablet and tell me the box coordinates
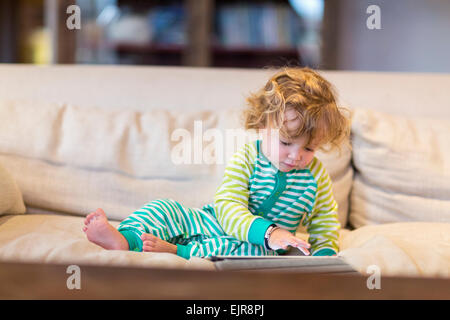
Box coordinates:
[210,254,358,274]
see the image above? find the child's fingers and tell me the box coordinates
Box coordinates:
[141,233,158,242]
[277,240,289,250]
[297,246,310,256]
[284,238,303,249]
[287,237,311,255]
[293,237,310,248]
[285,239,310,255]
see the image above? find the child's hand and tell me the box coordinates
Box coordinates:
[268,228,311,255]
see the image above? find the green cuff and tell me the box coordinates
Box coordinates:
[176,244,191,259]
[248,218,274,246]
[119,230,143,252]
[312,248,337,256]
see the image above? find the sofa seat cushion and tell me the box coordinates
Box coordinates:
[0,213,214,270]
[0,213,448,278]
[339,222,450,278]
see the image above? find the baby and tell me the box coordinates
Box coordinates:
[83,67,350,258]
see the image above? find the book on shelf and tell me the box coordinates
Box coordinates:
[147,5,186,46]
[216,3,303,50]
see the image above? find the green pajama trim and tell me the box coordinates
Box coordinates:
[176,244,191,259]
[247,218,274,246]
[119,230,143,252]
[312,248,336,256]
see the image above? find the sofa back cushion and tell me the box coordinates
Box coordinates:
[2,65,450,119]
[350,108,450,228]
[0,100,352,227]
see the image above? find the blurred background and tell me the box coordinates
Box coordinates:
[0,0,449,72]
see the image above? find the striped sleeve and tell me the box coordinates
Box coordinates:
[303,158,341,256]
[214,142,269,243]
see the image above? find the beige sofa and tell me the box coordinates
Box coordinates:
[0,64,449,278]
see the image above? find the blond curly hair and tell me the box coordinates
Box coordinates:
[243,67,350,151]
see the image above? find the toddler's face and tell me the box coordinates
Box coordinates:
[261,109,317,172]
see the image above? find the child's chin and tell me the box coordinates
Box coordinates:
[279,163,297,172]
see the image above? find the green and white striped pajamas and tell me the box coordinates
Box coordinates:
[117,139,340,259]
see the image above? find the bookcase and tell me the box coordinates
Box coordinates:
[211,0,304,67]
[0,0,321,68]
[89,0,308,68]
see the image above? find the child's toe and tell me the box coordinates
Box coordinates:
[84,213,95,224]
[95,208,106,216]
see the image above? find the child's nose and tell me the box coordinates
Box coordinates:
[289,148,304,161]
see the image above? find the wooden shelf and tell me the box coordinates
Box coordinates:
[213,45,298,55]
[112,42,298,54]
[110,42,301,68]
[113,43,185,54]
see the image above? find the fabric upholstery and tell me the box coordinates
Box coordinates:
[0,101,352,227]
[350,108,450,228]
[0,162,26,215]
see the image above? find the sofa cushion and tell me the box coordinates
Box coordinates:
[0,162,26,215]
[0,100,352,227]
[349,107,450,228]
[1,213,447,278]
[0,213,214,269]
[339,222,450,278]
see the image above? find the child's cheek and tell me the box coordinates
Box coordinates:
[278,146,288,161]
[306,153,315,165]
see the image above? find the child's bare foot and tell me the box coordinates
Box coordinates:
[141,233,177,254]
[83,208,129,250]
